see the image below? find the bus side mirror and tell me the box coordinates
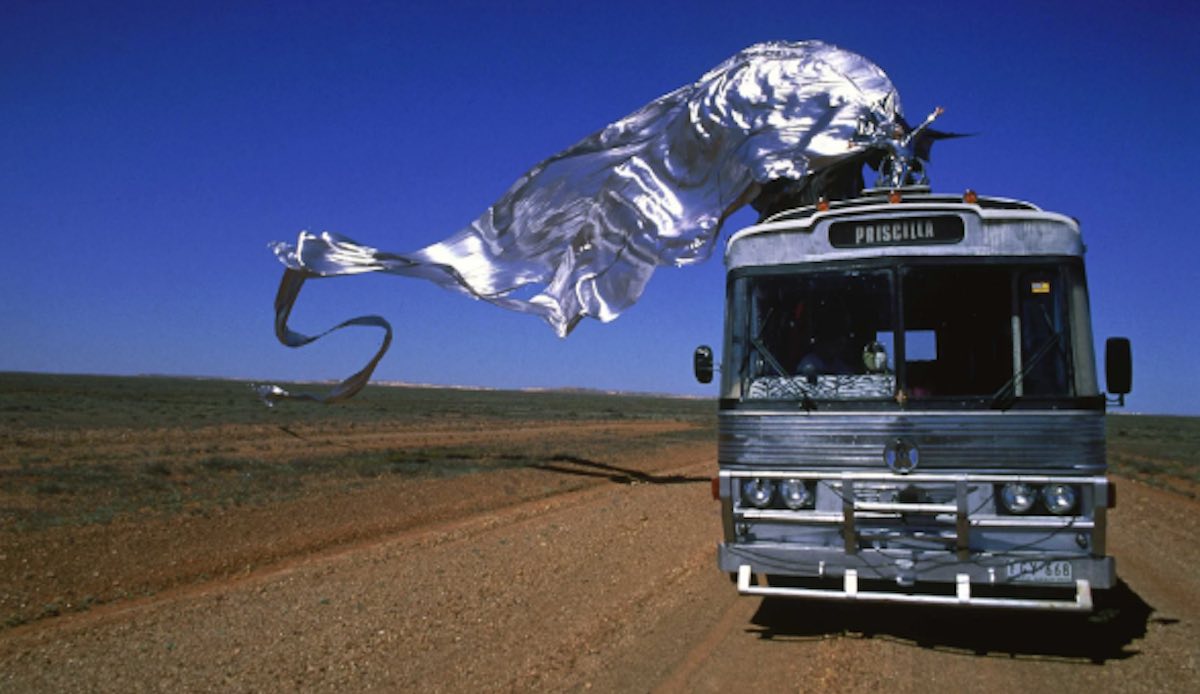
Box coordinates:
[1105,337,1132,403]
[694,345,714,384]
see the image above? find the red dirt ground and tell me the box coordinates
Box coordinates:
[2,419,1198,691]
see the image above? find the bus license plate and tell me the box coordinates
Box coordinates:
[1005,560,1072,583]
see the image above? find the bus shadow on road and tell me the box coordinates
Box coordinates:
[746,580,1164,663]
[531,455,709,485]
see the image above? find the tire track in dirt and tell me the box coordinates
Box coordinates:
[650,588,759,693]
[4,449,1198,691]
[0,424,712,631]
[1,455,714,643]
[0,454,723,691]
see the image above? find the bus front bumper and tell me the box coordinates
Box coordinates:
[718,543,1115,611]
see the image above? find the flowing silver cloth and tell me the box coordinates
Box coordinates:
[262,40,903,404]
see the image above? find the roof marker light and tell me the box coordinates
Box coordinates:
[816,197,830,211]
[888,190,902,204]
[963,189,978,204]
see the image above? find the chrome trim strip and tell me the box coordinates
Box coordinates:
[855,501,956,514]
[972,517,1095,529]
[718,411,1105,472]
[721,470,1106,484]
[736,509,1095,530]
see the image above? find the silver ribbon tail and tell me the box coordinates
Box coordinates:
[253,268,393,405]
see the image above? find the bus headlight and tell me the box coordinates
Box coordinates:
[1042,483,1078,515]
[1000,483,1036,514]
[779,478,814,509]
[741,478,775,509]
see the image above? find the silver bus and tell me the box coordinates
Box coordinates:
[694,187,1132,611]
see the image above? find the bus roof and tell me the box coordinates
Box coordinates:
[727,189,1083,270]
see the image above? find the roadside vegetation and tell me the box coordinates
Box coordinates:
[0,373,716,530]
[1107,414,1200,498]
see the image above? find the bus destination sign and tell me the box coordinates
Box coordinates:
[828,215,965,249]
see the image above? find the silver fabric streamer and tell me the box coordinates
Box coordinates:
[262,40,902,404]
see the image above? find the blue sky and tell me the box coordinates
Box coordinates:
[2,0,1197,414]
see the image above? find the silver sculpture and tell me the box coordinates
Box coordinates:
[263,40,934,403]
[852,105,945,189]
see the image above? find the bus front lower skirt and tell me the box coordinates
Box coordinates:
[735,564,1094,611]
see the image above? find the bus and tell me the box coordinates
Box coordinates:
[693,186,1132,611]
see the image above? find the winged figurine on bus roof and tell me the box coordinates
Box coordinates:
[260,40,956,404]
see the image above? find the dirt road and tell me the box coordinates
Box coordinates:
[1,439,1197,691]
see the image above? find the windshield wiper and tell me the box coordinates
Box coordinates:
[750,330,816,411]
[991,307,1066,410]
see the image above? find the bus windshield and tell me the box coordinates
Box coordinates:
[735,263,1077,405]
